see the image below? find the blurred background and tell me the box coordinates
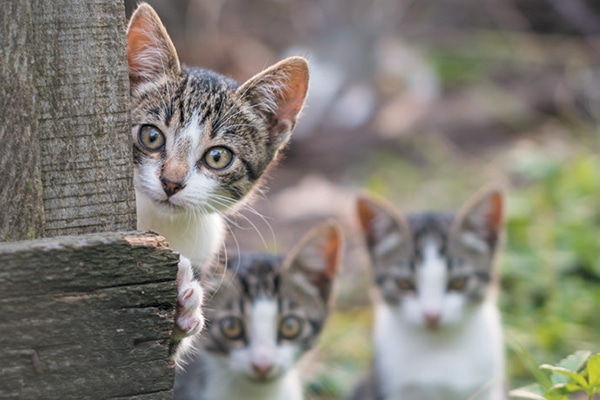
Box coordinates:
[125,0,600,397]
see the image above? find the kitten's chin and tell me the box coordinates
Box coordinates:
[244,370,284,383]
[153,199,188,214]
[137,191,192,216]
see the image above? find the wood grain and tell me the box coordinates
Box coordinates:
[0,232,178,399]
[0,0,136,240]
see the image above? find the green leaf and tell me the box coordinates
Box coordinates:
[555,351,591,373]
[587,354,600,391]
[545,385,570,400]
[509,384,546,400]
[540,365,588,388]
[540,364,588,387]
[563,382,585,392]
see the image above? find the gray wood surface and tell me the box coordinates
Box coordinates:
[0,232,178,399]
[0,0,136,241]
[0,1,44,241]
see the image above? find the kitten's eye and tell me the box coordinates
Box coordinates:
[203,147,233,170]
[449,276,468,291]
[279,316,303,340]
[396,278,415,292]
[219,316,244,340]
[138,125,165,151]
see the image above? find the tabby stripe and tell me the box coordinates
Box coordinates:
[209,94,225,139]
[240,158,259,181]
[175,74,190,126]
[225,186,244,200]
[164,102,174,127]
[147,107,162,120]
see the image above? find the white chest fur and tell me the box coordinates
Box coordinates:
[374,301,505,400]
[136,192,224,269]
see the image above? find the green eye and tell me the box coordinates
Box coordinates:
[138,125,165,151]
[203,147,233,170]
[219,316,244,340]
[449,276,468,291]
[396,278,415,292]
[279,316,303,340]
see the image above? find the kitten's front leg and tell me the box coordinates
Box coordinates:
[173,255,204,341]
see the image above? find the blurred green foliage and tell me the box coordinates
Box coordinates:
[502,148,600,387]
[510,351,600,400]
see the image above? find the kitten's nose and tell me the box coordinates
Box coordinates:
[251,362,273,378]
[424,313,440,329]
[161,177,185,197]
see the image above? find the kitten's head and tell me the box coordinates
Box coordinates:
[357,186,503,330]
[126,3,309,215]
[200,221,342,382]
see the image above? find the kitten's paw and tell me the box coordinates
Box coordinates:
[173,256,204,340]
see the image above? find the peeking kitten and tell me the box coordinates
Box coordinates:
[127,3,309,269]
[174,221,343,400]
[126,3,309,343]
[352,186,506,400]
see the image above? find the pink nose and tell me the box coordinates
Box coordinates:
[424,313,440,329]
[161,177,185,197]
[252,362,273,377]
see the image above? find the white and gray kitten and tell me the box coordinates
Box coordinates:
[174,221,342,400]
[352,186,506,400]
[126,3,309,344]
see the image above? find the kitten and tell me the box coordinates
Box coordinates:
[352,186,506,400]
[126,3,309,341]
[174,221,343,400]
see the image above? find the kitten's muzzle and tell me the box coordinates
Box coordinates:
[251,361,274,379]
[424,312,440,330]
[161,177,186,197]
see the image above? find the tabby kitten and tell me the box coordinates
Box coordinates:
[126,3,309,340]
[353,186,506,400]
[174,221,343,400]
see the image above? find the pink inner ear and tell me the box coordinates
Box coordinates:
[321,227,340,279]
[277,82,307,121]
[274,60,309,122]
[127,12,157,76]
[126,5,179,85]
[357,198,376,234]
[486,192,503,233]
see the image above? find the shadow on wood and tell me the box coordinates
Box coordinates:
[0,232,178,399]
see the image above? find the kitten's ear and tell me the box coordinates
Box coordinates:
[357,193,411,262]
[452,185,504,254]
[126,2,181,91]
[284,220,342,304]
[236,56,309,149]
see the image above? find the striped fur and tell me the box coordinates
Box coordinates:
[352,186,506,400]
[174,221,342,400]
[127,3,309,269]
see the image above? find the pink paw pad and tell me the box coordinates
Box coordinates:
[174,256,204,338]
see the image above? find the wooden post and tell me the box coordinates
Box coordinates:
[0,0,136,241]
[0,1,178,398]
[0,1,44,241]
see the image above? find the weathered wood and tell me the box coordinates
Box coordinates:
[0,0,136,241]
[33,0,136,237]
[0,232,178,399]
[0,1,45,241]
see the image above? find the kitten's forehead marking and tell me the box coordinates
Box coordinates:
[417,237,448,312]
[249,298,278,362]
